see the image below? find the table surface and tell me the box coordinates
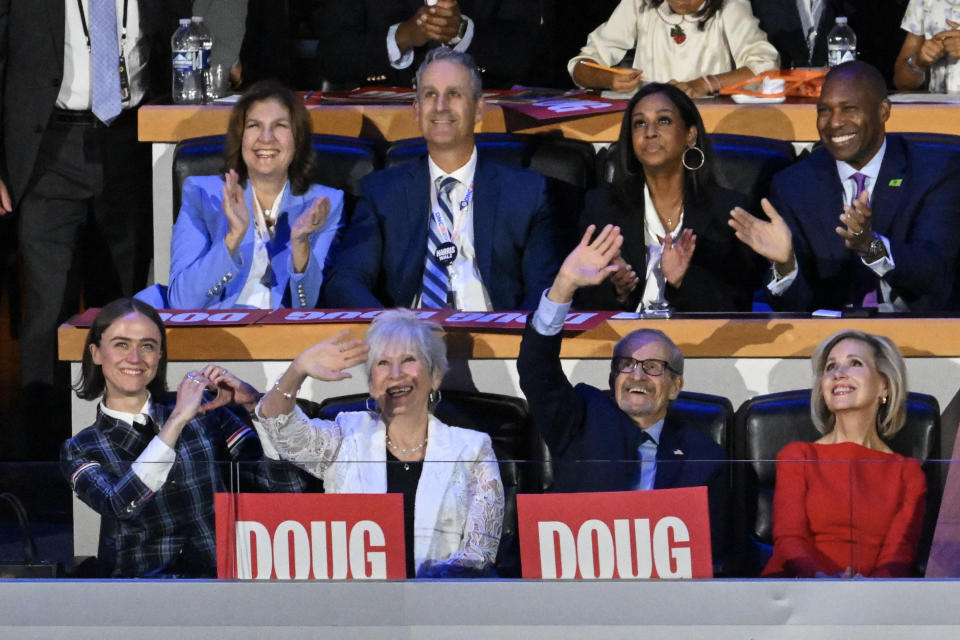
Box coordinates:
[137,98,960,144]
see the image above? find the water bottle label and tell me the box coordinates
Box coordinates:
[827,47,856,67]
[172,50,197,71]
[197,49,210,71]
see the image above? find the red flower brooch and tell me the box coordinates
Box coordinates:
[670,25,686,45]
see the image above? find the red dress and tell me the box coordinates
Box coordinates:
[762,441,927,578]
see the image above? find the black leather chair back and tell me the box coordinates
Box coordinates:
[171,134,380,221]
[733,389,941,576]
[667,390,734,453]
[598,134,796,211]
[301,389,536,578]
[385,133,597,251]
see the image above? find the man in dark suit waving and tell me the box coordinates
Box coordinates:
[517,224,729,562]
[323,47,561,311]
[730,60,960,313]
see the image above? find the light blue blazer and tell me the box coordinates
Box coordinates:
[168,175,344,309]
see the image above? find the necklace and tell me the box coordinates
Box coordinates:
[386,431,428,455]
[656,200,684,231]
[655,4,699,44]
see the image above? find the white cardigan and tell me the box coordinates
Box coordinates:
[255,406,504,575]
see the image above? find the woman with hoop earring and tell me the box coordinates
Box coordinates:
[212,308,504,578]
[576,82,764,311]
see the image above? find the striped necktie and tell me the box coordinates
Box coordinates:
[90,0,123,124]
[420,176,458,309]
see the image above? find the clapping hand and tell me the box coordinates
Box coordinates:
[660,228,696,287]
[610,255,639,304]
[292,329,370,382]
[290,196,330,244]
[222,169,251,254]
[729,198,795,272]
[398,0,461,50]
[548,224,623,303]
[836,188,874,254]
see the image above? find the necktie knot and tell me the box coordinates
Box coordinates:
[437,176,458,200]
[638,430,655,446]
[851,172,868,203]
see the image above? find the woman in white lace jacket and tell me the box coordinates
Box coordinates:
[249,309,504,577]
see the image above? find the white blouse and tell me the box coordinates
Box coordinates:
[568,0,779,86]
[902,0,960,93]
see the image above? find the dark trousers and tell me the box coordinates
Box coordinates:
[16,109,152,459]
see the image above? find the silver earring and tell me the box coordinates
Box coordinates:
[428,388,441,407]
[682,145,705,171]
[365,396,377,412]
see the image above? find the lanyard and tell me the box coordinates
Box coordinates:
[431,181,474,244]
[76,0,130,50]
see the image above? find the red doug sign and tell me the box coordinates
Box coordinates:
[517,487,713,579]
[215,493,406,579]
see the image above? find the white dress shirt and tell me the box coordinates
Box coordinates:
[234,183,287,309]
[415,148,494,311]
[99,395,176,491]
[638,185,683,311]
[59,0,148,110]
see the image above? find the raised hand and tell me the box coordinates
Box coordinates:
[660,228,696,287]
[290,196,331,273]
[835,188,874,254]
[549,224,623,303]
[222,169,251,254]
[729,198,794,271]
[292,329,370,383]
[419,0,462,43]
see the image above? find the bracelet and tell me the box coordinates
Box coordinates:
[701,75,716,95]
[905,53,927,78]
[272,376,297,401]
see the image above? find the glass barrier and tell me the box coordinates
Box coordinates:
[1,458,955,579]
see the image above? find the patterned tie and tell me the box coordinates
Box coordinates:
[851,172,868,205]
[90,0,123,125]
[420,176,458,309]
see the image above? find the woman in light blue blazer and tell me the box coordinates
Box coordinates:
[168,80,343,309]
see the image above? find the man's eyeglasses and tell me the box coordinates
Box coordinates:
[611,357,679,377]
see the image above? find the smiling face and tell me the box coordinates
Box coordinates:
[630,92,697,175]
[816,73,890,169]
[612,336,683,428]
[414,59,484,157]
[820,338,889,417]
[89,312,163,409]
[369,343,442,423]
[241,98,295,184]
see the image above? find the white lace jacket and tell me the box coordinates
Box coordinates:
[254,405,504,575]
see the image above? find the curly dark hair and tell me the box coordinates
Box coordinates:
[223,79,317,195]
[73,298,168,401]
[612,82,717,208]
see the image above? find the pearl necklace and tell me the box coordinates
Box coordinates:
[386,432,428,455]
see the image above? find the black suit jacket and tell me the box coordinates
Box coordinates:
[750,0,837,69]
[517,319,730,563]
[768,135,960,312]
[0,0,188,202]
[316,0,547,89]
[322,156,562,310]
[577,184,764,311]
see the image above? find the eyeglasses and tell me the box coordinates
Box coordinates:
[611,357,678,377]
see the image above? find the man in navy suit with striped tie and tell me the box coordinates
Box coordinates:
[322,47,562,311]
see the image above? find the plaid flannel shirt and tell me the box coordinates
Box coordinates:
[61,394,304,577]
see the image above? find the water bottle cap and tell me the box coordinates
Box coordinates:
[191,16,203,22]
[179,18,190,25]
[836,16,848,24]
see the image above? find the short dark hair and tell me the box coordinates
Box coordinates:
[824,60,889,104]
[73,299,168,401]
[224,79,316,195]
[415,47,483,101]
[613,82,717,207]
[648,0,723,31]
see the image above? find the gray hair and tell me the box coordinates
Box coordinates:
[415,46,483,101]
[364,309,448,384]
[608,328,684,389]
[810,329,907,437]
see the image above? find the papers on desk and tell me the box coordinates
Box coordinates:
[889,93,960,103]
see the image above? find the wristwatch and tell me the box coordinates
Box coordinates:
[862,232,888,264]
[446,17,468,46]
[905,53,927,77]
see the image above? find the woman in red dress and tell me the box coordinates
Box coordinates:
[763,330,927,578]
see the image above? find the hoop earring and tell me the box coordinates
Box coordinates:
[365,396,378,413]
[682,145,705,171]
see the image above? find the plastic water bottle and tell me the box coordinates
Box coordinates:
[191,16,214,102]
[171,18,202,104]
[826,17,857,68]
